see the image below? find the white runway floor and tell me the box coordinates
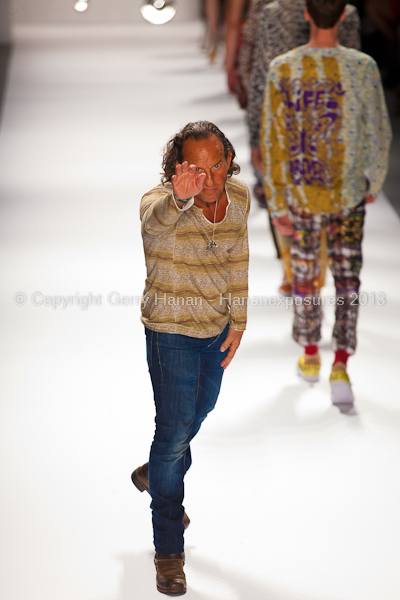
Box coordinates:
[1,22,400,600]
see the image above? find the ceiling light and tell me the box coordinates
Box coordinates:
[140,1,177,25]
[74,1,89,12]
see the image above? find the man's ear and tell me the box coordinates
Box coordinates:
[304,7,310,22]
[226,151,232,170]
[339,9,346,22]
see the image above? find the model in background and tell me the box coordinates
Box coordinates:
[237,0,269,97]
[202,0,226,63]
[132,122,250,596]
[224,0,251,105]
[225,0,287,291]
[247,0,361,295]
[262,0,392,404]
[247,0,361,159]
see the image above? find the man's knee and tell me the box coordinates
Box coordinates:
[152,422,193,461]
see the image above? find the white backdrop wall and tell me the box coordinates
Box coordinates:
[11,0,200,25]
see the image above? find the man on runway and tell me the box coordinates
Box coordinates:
[132,121,250,595]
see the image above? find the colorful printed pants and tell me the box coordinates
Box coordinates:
[276,226,328,288]
[289,200,366,354]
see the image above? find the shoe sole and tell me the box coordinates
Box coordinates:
[156,584,186,596]
[331,380,354,404]
[297,366,319,383]
[131,470,147,493]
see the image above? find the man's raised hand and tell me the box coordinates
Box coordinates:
[172,161,206,201]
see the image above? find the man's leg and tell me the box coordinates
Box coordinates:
[325,201,365,403]
[289,205,323,380]
[325,201,366,355]
[146,328,200,556]
[185,323,229,454]
[276,229,294,296]
[289,205,323,345]
[146,326,228,553]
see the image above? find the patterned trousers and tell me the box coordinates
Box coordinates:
[276,226,328,288]
[289,200,366,354]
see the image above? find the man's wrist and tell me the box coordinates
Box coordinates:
[173,193,191,204]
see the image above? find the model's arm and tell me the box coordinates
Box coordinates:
[363,60,392,199]
[239,0,266,92]
[238,0,255,91]
[246,7,269,150]
[225,0,247,94]
[247,3,288,161]
[339,4,362,49]
[261,65,290,220]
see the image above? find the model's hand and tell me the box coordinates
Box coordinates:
[172,161,206,202]
[366,193,377,204]
[227,68,241,95]
[251,146,263,171]
[220,329,244,370]
[272,215,294,236]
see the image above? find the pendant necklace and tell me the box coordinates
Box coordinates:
[200,198,219,250]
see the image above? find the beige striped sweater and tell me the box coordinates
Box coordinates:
[140,177,250,338]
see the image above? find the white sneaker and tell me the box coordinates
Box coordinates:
[330,370,354,404]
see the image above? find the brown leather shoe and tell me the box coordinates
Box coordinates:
[154,552,186,596]
[131,463,190,530]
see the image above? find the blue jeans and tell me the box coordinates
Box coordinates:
[145,324,229,554]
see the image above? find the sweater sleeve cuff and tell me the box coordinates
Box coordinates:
[172,195,194,211]
[229,323,246,331]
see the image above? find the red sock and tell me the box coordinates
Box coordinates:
[305,344,319,356]
[334,350,349,366]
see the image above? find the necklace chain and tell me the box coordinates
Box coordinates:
[199,198,219,249]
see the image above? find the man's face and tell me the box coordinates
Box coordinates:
[181,135,232,204]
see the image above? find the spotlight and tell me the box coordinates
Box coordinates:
[140,0,177,25]
[74,0,89,12]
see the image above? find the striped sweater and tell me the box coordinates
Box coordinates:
[140,177,250,338]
